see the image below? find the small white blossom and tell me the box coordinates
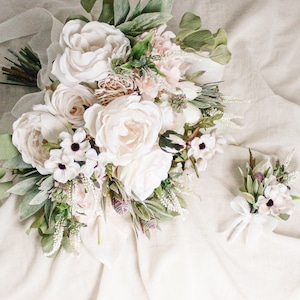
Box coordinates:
[44,149,80,183]
[256,183,294,216]
[188,132,226,160]
[60,128,90,161]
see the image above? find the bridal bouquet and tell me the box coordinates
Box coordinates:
[227,150,299,245]
[0,0,231,256]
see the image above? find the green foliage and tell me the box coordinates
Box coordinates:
[117,12,172,37]
[20,188,46,221]
[176,12,231,65]
[0,182,13,200]
[65,14,91,23]
[74,0,174,40]
[98,0,114,24]
[7,176,41,195]
[2,153,32,169]
[114,0,130,26]
[80,0,97,13]
[1,47,41,87]
[0,134,18,160]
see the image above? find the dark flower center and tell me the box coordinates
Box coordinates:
[58,163,66,170]
[266,199,274,207]
[199,142,206,150]
[71,143,80,152]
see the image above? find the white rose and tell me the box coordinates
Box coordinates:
[158,95,201,133]
[84,94,162,166]
[12,111,69,174]
[182,102,201,125]
[52,20,131,86]
[117,147,173,201]
[45,84,96,128]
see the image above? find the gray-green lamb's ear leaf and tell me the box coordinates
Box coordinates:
[29,190,49,205]
[182,30,214,50]
[179,12,201,30]
[7,176,40,196]
[2,153,32,169]
[114,0,130,26]
[98,0,114,24]
[20,188,45,221]
[0,168,6,180]
[80,0,97,13]
[209,44,231,64]
[0,182,13,199]
[0,134,19,160]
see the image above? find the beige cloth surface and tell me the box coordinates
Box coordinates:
[1,1,300,299]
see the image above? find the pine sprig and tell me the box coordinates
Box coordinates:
[2,47,41,87]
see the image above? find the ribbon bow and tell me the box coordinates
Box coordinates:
[227,196,278,247]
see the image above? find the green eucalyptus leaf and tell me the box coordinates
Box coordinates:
[7,176,40,195]
[20,188,45,221]
[2,153,32,169]
[179,12,201,30]
[209,44,231,65]
[0,181,13,199]
[114,0,130,26]
[80,0,97,13]
[98,0,114,24]
[65,14,90,23]
[117,12,172,36]
[182,30,214,50]
[213,28,228,46]
[291,195,300,200]
[0,134,18,160]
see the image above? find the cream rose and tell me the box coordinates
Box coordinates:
[84,94,162,166]
[12,111,69,174]
[45,84,96,128]
[52,20,131,86]
[117,147,173,201]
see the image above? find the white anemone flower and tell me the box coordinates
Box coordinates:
[60,128,90,161]
[80,148,98,177]
[256,183,294,216]
[44,149,80,183]
[188,132,225,160]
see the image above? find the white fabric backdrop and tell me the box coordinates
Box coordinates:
[1,1,300,299]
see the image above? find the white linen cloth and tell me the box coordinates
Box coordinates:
[1,0,300,299]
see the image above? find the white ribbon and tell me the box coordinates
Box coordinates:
[80,202,131,267]
[227,196,278,247]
